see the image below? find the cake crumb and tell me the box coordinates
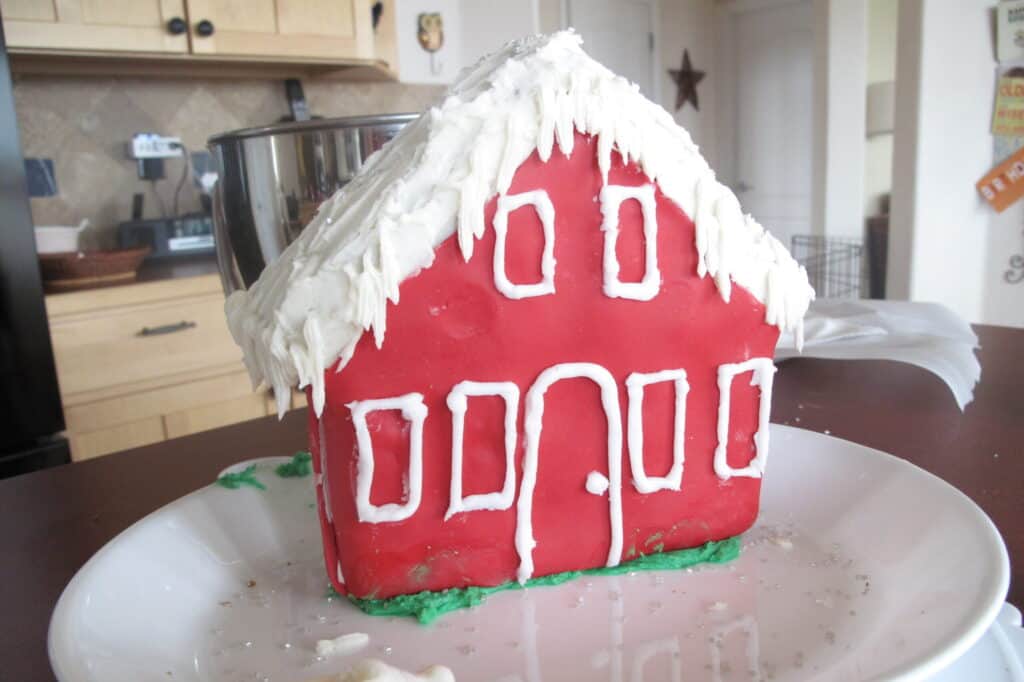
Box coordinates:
[707,601,728,613]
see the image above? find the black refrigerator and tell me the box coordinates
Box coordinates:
[0,21,70,478]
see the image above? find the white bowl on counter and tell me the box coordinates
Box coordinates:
[35,219,89,254]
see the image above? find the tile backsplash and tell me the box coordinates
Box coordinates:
[12,75,444,248]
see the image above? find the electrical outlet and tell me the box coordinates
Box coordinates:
[129,133,183,160]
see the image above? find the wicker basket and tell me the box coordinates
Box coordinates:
[39,247,151,292]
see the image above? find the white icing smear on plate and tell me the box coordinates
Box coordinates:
[315,632,370,658]
[224,31,815,417]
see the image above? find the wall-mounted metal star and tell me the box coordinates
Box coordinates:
[669,49,705,111]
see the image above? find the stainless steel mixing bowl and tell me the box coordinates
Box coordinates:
[208,113,417,293]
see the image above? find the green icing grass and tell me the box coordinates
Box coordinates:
[346,536,739,624]
[275,451,313,478]
[216,464,265,490]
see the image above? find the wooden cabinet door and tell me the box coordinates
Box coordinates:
[0,0,189,53]
[185,0,374,60]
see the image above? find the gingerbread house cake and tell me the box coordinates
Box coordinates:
[226,32,814,603]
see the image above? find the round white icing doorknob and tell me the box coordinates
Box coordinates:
[585,471,610,496]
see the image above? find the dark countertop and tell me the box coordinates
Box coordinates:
[1,325,1021,680]
[134,253,220,283]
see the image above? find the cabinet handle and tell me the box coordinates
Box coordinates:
[137,320,197,337]
[195,19,215,37]
[167,17,187,35]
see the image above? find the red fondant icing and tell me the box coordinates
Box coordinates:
[308,132,779,599]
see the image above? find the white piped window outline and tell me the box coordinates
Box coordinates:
[714,358,777,480]
[625,369,689,494]
[492,190,556,299]
[600,184,660,300]
[516,362,623,584]
[445,380,520,520]
[348,393,428,523]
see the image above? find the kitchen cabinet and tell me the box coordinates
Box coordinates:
[0,0,190,54]
[46,273,301,461]
[0,0,556,81]
[1,0,390,77]
[186,0,375,61]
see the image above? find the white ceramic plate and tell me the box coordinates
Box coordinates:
[932,604,1024,682]
[49,426,1009,682]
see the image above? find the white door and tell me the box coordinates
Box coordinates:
[723,0,813,251]
[567,0,656,99]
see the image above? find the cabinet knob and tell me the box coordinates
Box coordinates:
[195,19,215,37]
[166,17,187,35]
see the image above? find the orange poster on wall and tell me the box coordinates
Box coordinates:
[978,144,1024,212]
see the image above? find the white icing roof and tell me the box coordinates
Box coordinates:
[225,31,815,417]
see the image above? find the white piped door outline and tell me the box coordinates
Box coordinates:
[515,362,624,584]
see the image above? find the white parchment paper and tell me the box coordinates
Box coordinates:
[776,299,981,409]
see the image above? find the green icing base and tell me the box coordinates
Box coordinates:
[275,451,313,478]
[347,536,740,624]
[216,464,266,490]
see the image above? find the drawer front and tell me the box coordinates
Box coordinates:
[163,393,268,439]
[63,370,260,433]
[69,417,166,461]
[50,292,242,398]
[64,371,280,460]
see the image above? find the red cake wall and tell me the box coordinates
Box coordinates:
[308,132,780,599]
